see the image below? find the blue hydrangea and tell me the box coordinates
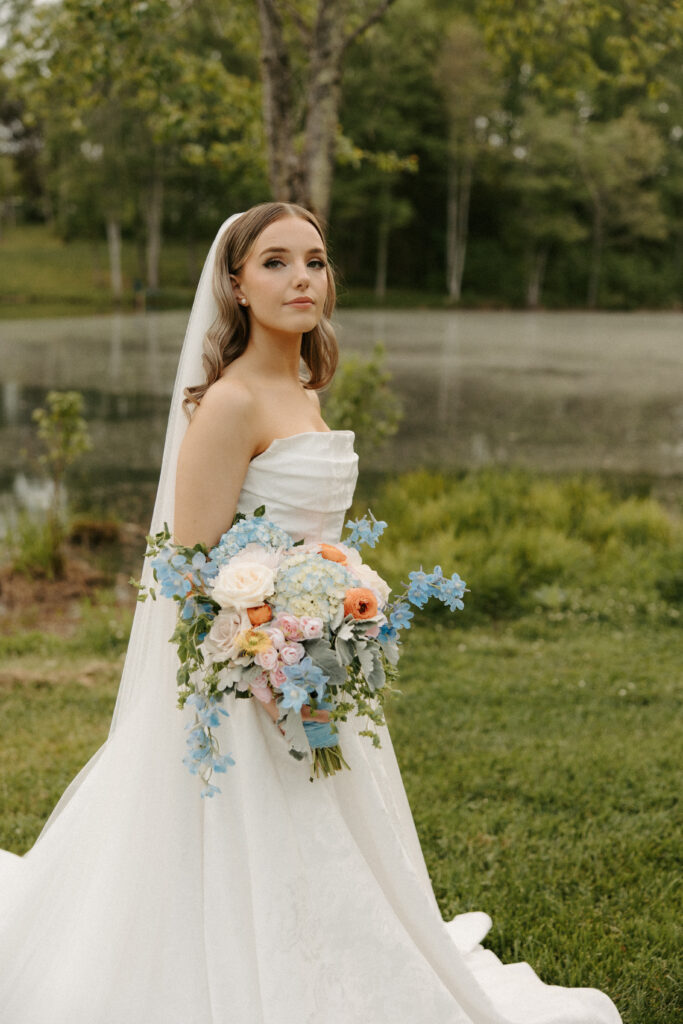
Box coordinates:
[272,552,355,621]
[208,516,293,571]
[344,512,387,551]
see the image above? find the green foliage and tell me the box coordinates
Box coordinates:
[323,342,403,456]
[4,508,60,579]
[32,390,92,482]
[353,468,682,625]
[10,391,92,578]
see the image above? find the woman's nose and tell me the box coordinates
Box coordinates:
[293,260,311,286]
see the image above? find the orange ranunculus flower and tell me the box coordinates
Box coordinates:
[343,587,378,620]
[319,543,347,564]
[247,603,273,626]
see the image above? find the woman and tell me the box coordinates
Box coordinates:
[0,202,621,1023]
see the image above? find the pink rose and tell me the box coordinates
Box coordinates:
[262,626,285,649]
[250,675,274,704]
[365,623,380,638]
[280,642,305,665]
[254,647,279,671]
[270,667,287,688]
[273,613,303,641]
[299,616,323,639]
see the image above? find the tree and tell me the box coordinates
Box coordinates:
[254,0,399,223]
[435,16,502,300]
[9,0,263,293]
[505,102,588,307]
[573,109,667,306]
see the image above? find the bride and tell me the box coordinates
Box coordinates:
[0,202,622,1024]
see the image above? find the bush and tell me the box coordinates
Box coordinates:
[351,468,682,624]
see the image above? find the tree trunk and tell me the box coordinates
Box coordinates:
[255,0,299,200]
[301,4,345,222]
[526,248,548,308]
[255,0,397,219]
[145,166,164,291]
[375,209,389,299]
[446,149,472,301]
[587,199,603,309]
[106,216,123,301]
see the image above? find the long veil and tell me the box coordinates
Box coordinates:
[35,212,243,840]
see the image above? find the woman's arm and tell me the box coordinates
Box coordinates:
[173,379,258,549]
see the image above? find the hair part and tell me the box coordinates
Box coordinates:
[182,202,339,418]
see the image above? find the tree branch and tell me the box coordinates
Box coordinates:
[341,0,397,53]
[274,0,312,45]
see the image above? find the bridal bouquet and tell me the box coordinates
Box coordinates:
[133,509,466,797]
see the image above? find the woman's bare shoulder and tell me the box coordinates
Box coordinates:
[189,375,257,436]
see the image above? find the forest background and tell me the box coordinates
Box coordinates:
[1,0,682,313]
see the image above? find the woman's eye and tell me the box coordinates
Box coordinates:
[309,259,327,269]
[264,258,284,269]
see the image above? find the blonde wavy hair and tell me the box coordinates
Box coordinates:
[182,202,339,417]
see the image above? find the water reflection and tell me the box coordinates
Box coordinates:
[0,309,681,523]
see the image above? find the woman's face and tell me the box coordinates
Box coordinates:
[231,215,328,338]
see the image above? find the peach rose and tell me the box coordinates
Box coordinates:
[248,603,273,626]
[343,587,378,620]
[319,543,347,564]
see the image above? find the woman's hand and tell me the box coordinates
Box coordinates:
[258,698,331,734]
[300,704,331,723]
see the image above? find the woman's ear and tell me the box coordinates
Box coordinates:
[230,273,247,306]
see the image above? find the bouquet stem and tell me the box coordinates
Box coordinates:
[309,745,351,781]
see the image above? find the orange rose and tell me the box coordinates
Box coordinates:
[319,543,347,564]
[343,587,378,620]
[247,603,273,626]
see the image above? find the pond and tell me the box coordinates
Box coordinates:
[1,309,681,528]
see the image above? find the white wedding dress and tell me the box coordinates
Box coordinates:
[0,430,621,1024]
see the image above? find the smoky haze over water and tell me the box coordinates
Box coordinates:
[1,309,681,523]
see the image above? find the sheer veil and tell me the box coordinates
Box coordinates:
[35,212,243,838]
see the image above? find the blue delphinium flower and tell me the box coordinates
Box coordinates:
[440,572,467,611]
[278,680,310,713]
[279,656,329,712]
[152,548,214,599]
[406,566,467,612]
[378,621,398,642]
[344,511,387,551]
[182,692,233,797]
[389,601,414,631]
[406,569,433,608]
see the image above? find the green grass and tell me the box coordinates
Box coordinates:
[0,223,198,317]
[0,468,681,1021]
[0,611,679,1021]
[0,223,458,318]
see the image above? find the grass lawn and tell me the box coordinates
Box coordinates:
[0,597,679,1023]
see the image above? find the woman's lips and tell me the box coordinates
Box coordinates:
[286,298,314,307]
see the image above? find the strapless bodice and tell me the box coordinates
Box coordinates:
[235,430,358,543]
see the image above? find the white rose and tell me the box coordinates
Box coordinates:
[203,609,252,663]
[211,559,276,610]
